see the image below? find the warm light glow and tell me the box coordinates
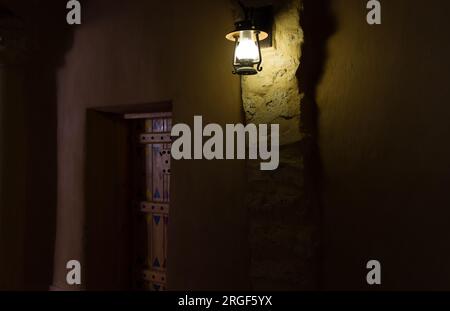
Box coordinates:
[226,24,267,75]
[235,31,259,62]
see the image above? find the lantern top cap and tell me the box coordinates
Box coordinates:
[225,20,268,41]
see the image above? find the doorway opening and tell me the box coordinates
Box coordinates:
[127,112,172,291]
[84,103,172,291]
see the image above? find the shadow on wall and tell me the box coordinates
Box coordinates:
[84,111,132,290]
[0,1,74,290]
[297,0,336,289]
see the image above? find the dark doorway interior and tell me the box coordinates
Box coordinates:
[84,103,171,290]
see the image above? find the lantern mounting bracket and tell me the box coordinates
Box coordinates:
[237,1,273,48]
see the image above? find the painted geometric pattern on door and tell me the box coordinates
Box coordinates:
[139,115,171,291]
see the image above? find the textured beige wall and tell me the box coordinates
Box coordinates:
[319,0,450,290]
[54,0,249,290]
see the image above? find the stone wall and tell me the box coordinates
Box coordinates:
[241,0,303,145]
[239,0,319,290]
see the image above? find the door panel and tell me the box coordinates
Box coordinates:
[136,114,171,291]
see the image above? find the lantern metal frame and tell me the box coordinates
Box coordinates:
[226,20,268,75]
[225,2,270,76]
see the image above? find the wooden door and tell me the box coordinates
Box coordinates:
[129,112,171,291]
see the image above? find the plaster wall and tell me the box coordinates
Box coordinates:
[54,0,249,290]
[319,0,450,290]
